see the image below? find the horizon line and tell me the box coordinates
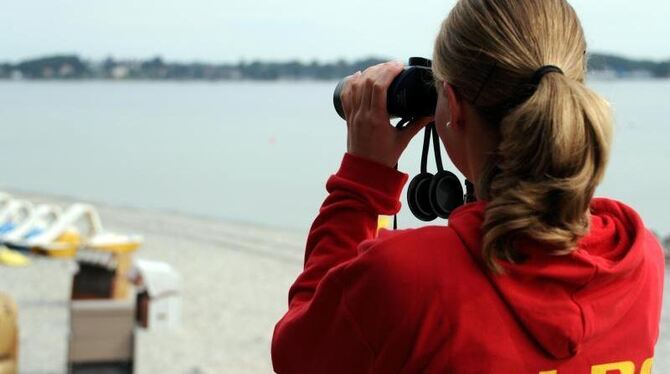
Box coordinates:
[2,51,670,65]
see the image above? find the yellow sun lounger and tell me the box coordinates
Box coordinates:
[14,203,142,258]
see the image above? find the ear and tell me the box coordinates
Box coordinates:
[444,82,465,128]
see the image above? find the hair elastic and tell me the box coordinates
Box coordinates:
[467,63,567,125]
[531,65,564,85]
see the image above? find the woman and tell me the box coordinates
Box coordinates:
[272,0,665,372]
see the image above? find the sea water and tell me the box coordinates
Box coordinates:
[0,80,668,236]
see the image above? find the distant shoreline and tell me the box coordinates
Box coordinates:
[1,53,668,81]
[1,76,669,84]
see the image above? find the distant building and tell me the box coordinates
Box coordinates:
[626,70,653,79]
[111,65,130,79]
[42,66,54,78]
[59,63,74,77]
[588,69,618,81]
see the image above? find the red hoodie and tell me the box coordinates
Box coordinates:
[272,153,665,373]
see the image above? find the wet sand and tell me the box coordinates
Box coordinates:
[1,191,668,373]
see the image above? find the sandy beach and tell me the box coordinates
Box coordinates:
[1,190,668,373]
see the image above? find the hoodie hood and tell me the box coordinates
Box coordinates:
[448,197,664,359]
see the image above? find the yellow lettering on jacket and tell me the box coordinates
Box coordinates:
[538,357,653,374]
[591,361,635,374]
[640,358,653,374]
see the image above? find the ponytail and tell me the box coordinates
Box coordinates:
[432,0,614,273]
[479,72,613,273]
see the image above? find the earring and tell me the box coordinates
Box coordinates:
[445,121,452,128]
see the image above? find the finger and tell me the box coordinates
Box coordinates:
[370,61,404,113]
[360,64,384,109]
[340,76,352,121]
[350,71,364,115]
[343,71,362,120]
[397,117,433,147]
[361,73,375,112]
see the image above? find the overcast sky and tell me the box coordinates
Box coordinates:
[1,0,669,62]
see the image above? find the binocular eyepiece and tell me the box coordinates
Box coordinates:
[333,57,438,120]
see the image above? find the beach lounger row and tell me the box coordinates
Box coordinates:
[0,192,142,258]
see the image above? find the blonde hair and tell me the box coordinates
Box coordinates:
[432,0,613,273]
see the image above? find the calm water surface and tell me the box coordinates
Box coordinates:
[0,80,668,235]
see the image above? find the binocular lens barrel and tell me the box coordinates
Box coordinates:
[333,79,348,119]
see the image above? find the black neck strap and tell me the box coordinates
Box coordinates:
[431,123,444,172]
[420,123,432,173]
[420,122,444,174]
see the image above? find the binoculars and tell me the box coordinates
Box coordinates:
[332,57,475,222]
[333,57,438,120]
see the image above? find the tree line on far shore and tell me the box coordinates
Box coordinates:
[0,53,668,81]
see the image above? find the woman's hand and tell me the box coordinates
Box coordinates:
[339,61,433,168]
